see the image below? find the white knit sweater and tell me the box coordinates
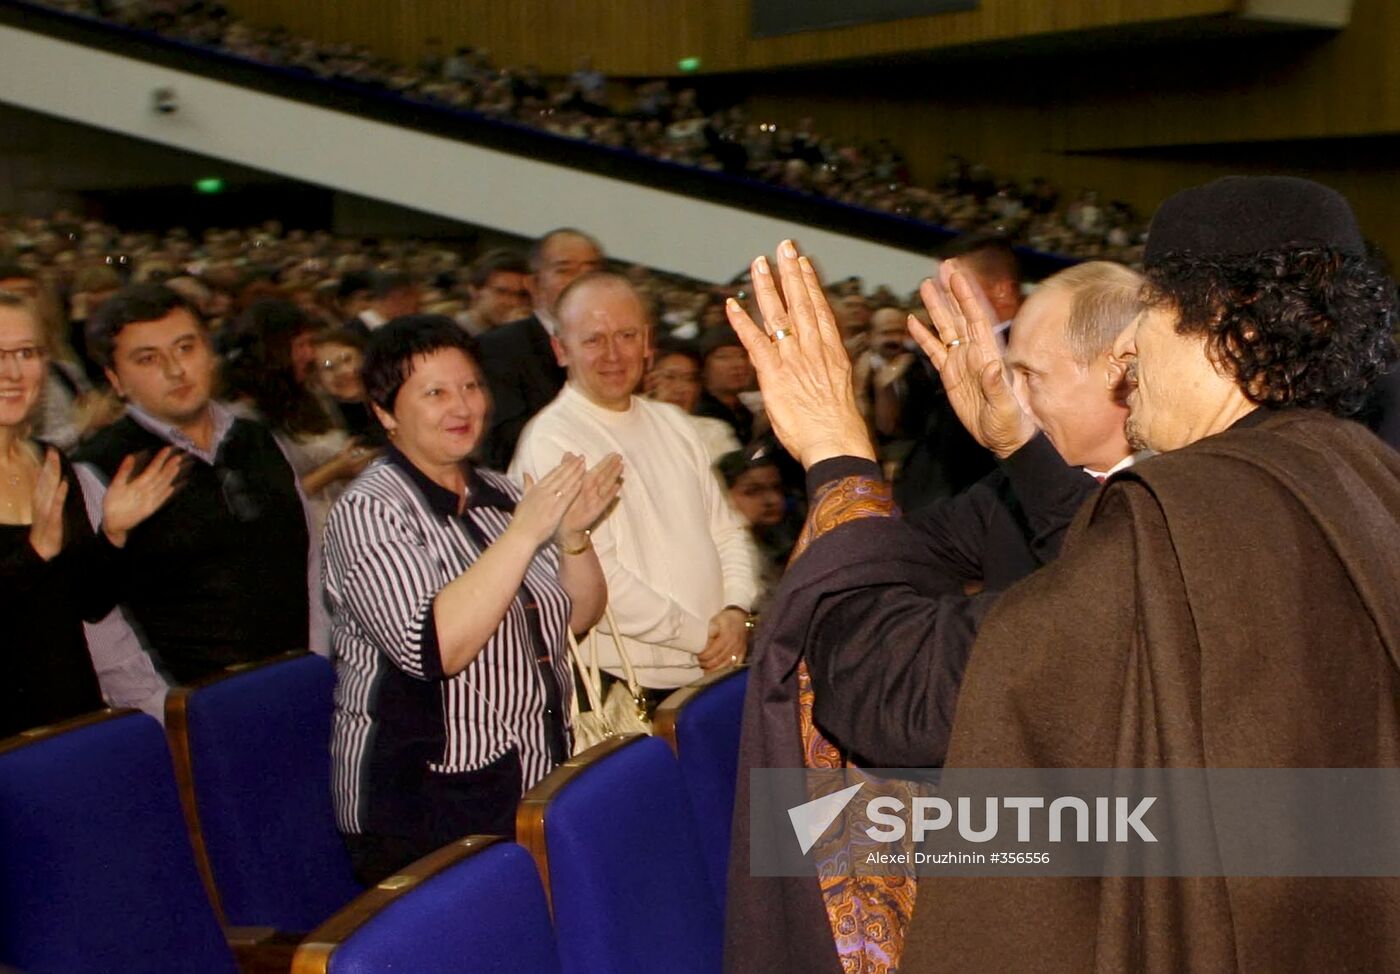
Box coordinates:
[511,384,760,688]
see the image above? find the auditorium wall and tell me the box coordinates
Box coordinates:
[0,24,942,286]
[222,0,1236,76]
[222,0,1400,256]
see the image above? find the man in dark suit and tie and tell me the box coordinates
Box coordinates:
[477,228,605,470]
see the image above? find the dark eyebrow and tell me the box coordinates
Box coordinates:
[126,331,199,355]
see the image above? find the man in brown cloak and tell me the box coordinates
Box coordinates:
[725,175,1400,973]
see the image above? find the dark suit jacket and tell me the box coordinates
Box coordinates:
[893,359,998,509]
[476,314,566,471]
[342,313,375,341]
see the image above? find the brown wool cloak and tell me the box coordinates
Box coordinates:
[903,409,1400,973]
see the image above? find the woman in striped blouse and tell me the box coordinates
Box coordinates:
[322,316,621,885]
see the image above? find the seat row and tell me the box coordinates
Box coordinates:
[0,653,748,974]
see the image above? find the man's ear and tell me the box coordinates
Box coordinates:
[550,335,568,369]
[104,366,125,400]
[525,273,541,307]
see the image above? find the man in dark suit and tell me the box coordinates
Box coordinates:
[343,271,421,339]
[477,228,604,470]
[894,232,1023,509]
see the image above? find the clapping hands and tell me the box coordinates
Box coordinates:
[28,448,69,561]
[517,452,624,550]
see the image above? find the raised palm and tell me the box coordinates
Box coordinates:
[907,261,1036,459]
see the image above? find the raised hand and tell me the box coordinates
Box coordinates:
[908,261,1037,458]
[512,454,587,548]
[725,240,876,469]
[558,453,623,545]
[332,439,377,480]
[102,446,186,547]
[29,448,68,561]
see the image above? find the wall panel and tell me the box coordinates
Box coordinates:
[217,0,1400,257]
[226,0,1235,76]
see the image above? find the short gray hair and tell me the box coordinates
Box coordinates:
[1041,261,1145,365]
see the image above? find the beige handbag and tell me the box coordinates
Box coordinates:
[568,605,652,754]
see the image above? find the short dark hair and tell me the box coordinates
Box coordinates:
[1142,244,1398,416]
[362,315,480,414]
[652,338,702,371]
[87,282,200,368]
[940,231,1020,286]
[468,248,530,289]
[370,270,414,299]
[528,228,602,272]
[716,449,778,489]
[314,326,367,352]
[337,270,373,302]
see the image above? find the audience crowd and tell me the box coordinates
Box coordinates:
[3,156,1400,973]
[33,0,1146,263]
[3,2,1400,969]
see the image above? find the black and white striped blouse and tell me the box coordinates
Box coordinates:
[322,448,573,835]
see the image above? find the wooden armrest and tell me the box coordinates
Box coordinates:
[230,927,303,974]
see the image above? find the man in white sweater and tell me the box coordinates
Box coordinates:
[511,273,760,691]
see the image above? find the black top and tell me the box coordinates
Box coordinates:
[694,389,755,446]
[331,398,388,447]
[74,416,310,684]
[0,448,114,738]
[801,432,1099,765]
[892,359,998,509]
[476,314,566,471]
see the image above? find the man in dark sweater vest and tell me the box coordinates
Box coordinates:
[75,284,318,709]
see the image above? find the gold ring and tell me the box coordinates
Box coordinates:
[946,338,964,349]
[772,328,791,342]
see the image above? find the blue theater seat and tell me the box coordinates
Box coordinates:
[0,710,238,974]
[291,836,560,974]
[166,652,362,931]
[655,667,749,909]
[517,735,722,974]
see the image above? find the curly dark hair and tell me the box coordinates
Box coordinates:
[1142,245,1398,417]
[223,299,332,437]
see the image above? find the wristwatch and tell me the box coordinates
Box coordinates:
[724,604,758,632]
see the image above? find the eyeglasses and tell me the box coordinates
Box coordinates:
[319,351,360,373]
[0,346,47,368]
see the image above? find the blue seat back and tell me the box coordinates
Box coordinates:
[673,669,748,909]
[0,712,237,974]
[177,653,361,929]
[541,736,722,974]
[325,840,560,974]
